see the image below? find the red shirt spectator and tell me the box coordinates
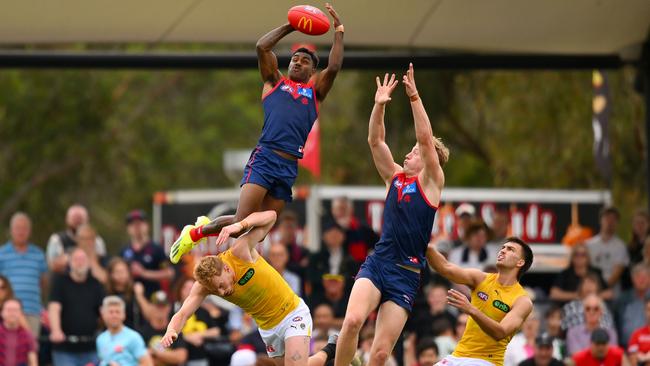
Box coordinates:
[572,328,626,366]
[0,299,37,366]
[628,298,650,366]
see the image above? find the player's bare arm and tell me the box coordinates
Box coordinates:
[402,63,444,203]
[161,282,209,348]
[257,23,295,90]
[314,3,344,101]
[368,73,401,186]
[216,210,278,262]
[447,289,533,341]
[426,242,486,288]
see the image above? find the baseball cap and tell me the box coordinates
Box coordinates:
[455,203,476,217]
[125,209,147,224]
[150,290,170,306]
[591,328,610,344]
[536,332,554,347]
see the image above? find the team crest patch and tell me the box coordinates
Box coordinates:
[492,300,510,313]
[266,345,276,353]
[238,268,255,285]
[477,291,489,301]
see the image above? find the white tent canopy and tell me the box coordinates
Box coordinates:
[2,0,649,58]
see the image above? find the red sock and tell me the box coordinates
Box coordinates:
[189,226,205,242]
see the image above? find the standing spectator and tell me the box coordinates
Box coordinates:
[96,295,152,366]
[549,244,612,303]
[572,328,627,366]
[566,294,618,355]
[630,209,650,264]
[49,247,105,366]
[330,196,378,263]
[0,212,48,336]
[488,209,510,244]
[586,206,629,293]
[615,263,650,347]
[120,209,174,296]
[106,258,141,330]
[628,297,650,366]
[0,299,37,366]
[76,224,108,284]
[46,204,106,274]
[307,221,358,299]
[448,221,495,270]
[518,333,564,366]
[267,242,302,296]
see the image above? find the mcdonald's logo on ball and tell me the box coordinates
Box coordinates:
[288,5,330,35]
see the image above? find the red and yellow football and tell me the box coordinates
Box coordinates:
[288,5,330,36]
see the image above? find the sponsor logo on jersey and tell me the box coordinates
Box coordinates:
[407,256,419,265]
[493,299,510,313]
[478,291,489,301]
[281,85,294,93]
[292,316,303,322]
[298,87,313,99]
[402,182,416,194]
[238,268,255,286]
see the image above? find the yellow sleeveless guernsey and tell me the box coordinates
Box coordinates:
[452,273,529,366]
[218,250,300,330]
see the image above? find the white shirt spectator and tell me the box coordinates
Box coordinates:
[586,234,629,284]
[448,246,496,270]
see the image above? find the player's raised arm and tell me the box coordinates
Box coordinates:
[447,289,533,341]
[216,210,277,259]
[426,243,485,289]
[368,73,402,186]
[402,63,446,192]
[161,282,208,348]
[256,23,295,86]
[314,2,344,101]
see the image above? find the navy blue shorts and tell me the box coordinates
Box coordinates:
[240,145,298,202]
[355,253,421,312]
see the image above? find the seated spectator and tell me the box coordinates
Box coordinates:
[311,303,338,354]
[542,305,565,361]
[49,247,105,366]
[269,211,309,279]
[138,290,188,366]
[436,203,477,255]
[615,263,650,347]
[106,257,142,330]
[357,326,398,366]
[46,204,107,274]
[549,244,612,303]
[120,209,174,297]
[448,221,495,270]
[572,328,627,366]
[172,277,221,366]
[0,275,30,331]
[311,274,349,326]
[330,196,378,263]
[586,206,629,294]
[561,273,614,330]
[0,298,37,366]
[404,337,439,366]
[642,236,650,267]
[431,318,457,359]
[627,296,650,366]
[566,294,618,355]
[406,284,457,341]
[487,209,510,245]
[267,242,302,296]
[96,296,152,366]
[518,333,563,366]
[504,310,540,366]
[76,224,108,284]
[0,212,48,336]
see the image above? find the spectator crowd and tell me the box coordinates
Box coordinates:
[0,199,648,366]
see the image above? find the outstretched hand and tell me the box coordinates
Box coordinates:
[402,63,418,99]
[447,288,472,314]
[216,223,244,246]
[325,3,341,27]
[160,331,178,348]
[375,73,399,105]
